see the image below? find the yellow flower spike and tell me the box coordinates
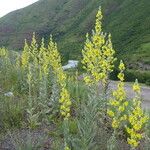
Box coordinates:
[30,32,38,58]
[119,60,125,71]
[82,8,116,85]
[38,38,50,76]
[47,36,72,120]
[133,79,140,93]
[126,78,149,148]
[21,39,30,68]
[107,60,128,131]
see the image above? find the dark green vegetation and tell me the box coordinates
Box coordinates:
[0,0,150,83]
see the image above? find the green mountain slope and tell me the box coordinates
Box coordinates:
[0,0,150,68]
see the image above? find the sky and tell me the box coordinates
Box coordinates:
[0,0,39,17]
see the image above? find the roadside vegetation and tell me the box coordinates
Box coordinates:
[0,7,149,150]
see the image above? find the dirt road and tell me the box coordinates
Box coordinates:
[108,81,150,110]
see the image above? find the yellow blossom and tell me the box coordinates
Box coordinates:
[107,60,128,130]
[48,36,71,120]
[127,138,138,148]
[21,39,30,68]
[117,73,124,81]
[126,79,149,148]
[118,106,125,112]
[112,119,119,129]
[119,60,125,70]
[82,7,116,85]
[107,110,115,117]
[133,79,140,93]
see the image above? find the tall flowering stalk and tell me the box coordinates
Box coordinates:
[39,38,49,77]
[21,39,30,69]
[48,36,71,149]
[38,38,50,104]
[30,32,38,62]
[48,36,71,120]
[107,60,128,129]
[107,61,149,148]
[48,36,66,87]
[126,79,149,148]
[21,34,53,128]
[82,7,116,85]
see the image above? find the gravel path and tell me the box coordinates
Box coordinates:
[108,81,150,109]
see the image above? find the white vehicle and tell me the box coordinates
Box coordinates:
[62,60,79,70]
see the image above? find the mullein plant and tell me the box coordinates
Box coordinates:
[21,34,51,129]
[30,33,39,97]
[21,39,33,93]
[126,79,149,149]
[82,7,116,86]
[39,37,51,117]
[72,8,115,149]
[107,60,128,130]
[81,7,116,117]
[48,36,71,120]
[21,34,50,97]
[26,64,36,129]
[107,61,149,148]
[21,39,30,69]
[48,36,71,149]
[107,60,128,149]
[30,32,39,63]
[15,53,26,93]
[38,38,49,105]
[26,63,42,129]
[21,35,37,96]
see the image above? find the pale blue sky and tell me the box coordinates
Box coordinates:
[0,0,39,17]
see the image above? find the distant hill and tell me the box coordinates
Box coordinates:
[0,0,150,68]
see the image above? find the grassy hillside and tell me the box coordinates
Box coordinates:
[0,0,149,66]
